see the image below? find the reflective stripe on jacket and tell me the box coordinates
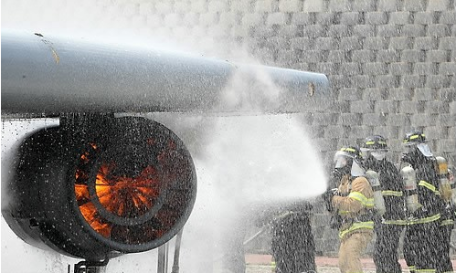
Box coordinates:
[339,221,374,239]
[377,160,406,222]
[406,179,441,225]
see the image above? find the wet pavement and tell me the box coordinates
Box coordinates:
[245,254,456,273]
[245,254,408,273]
[246,264,378,273]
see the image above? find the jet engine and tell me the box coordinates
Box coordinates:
[2,115,197,262]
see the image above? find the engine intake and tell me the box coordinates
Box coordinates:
[2,115,197,261]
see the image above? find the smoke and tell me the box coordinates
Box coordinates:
[142,53,327,272]
[175,72,326,273]
[200,115,326,203]
[141,112,327,272]
[218,64,282,113]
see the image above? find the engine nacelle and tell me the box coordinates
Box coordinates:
[2,115,197,261]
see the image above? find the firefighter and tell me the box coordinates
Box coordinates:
[255,201,316,273]
[270,201,316,273]
[401,130,444,273]
[360,135,406,273]
[328,146,375,273]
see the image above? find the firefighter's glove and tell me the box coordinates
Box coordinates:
[330,214,342,230]
[326,188,339,199]
[323,188,339,212]
[330,188,339,196]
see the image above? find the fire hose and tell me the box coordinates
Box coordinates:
[213,210,296,262]
[243,224,270,246]
[243,211,296,246]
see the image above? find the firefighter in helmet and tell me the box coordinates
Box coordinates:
[361,135,405,273]
[401,130,444,273]
[329,146,375,273]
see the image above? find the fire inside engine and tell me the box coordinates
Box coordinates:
[73,132,190,245]
[2,116,197,267]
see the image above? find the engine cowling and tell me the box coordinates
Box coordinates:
[2,115,197,261]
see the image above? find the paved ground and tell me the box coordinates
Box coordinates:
[245,254,377,273]
[245,264,375,273]
[244,254,453,273]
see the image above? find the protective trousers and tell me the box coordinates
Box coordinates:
[403,221,440,273]
[373,223,404,273]
[338,231,373,273]
[436,222,454,273]
[272,213,316,273]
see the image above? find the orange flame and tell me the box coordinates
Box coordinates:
[74,140,170,241]
[79,202,112,237]
[74,184,89,200]
[95,164,160,217]
[75,160,161,238]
